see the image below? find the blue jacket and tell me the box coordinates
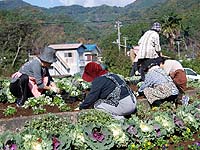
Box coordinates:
[80,74,130,109]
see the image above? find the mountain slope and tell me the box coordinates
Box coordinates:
[0,0,31,10]
[0,0,199,43]
[125,0,167,10]
[0,0,167,23]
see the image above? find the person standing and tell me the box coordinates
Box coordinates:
[130,46,140,76]
[137,22,162,81]
[9,46,60,106]
[79,62,137,120]
[156,57,187,92]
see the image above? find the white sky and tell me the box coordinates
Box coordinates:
[23,0,136,8]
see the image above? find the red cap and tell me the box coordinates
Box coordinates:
[82,62,108,82]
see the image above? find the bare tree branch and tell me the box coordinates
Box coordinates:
[12,37,22,67]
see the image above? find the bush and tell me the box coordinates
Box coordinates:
[182,58,200,73]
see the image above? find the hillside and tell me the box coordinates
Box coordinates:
[143,0,200,42]
[0,0,34,9]
[0,0,199,45]
[0,0,168,39]
[125,0,167,10]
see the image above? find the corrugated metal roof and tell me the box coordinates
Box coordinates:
[84,44,102,53]
[49,43,85,50]
[84,44,97,51]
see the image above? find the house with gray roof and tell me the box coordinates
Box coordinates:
[47,43,102,76]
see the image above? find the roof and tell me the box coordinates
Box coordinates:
[49,43,86,50]
[84,44,96,51]
[84,44,102,53]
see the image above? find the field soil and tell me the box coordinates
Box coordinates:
[0,101,80,119]
[0,87,197,120]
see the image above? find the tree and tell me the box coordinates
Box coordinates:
[0,10,67,76]
[0,10,40,75]
[161,13,182,51]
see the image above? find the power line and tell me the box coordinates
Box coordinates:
[4,17,157,25]
[41,18,156,24]
[31,19,135,25]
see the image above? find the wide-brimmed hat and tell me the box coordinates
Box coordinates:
[39,46,57,63]
[151,22,161,32]
[82,62,108,82]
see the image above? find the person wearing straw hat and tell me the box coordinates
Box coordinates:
[79,62,137,120]
[9,46,60,106]
[137,22,162,81]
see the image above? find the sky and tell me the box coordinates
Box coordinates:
[23,0,136,8]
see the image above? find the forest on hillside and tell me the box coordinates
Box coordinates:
[0,0,200,77]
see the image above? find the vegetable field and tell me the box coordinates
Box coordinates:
[0,76,200,149]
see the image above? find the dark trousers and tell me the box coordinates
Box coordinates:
[9,74,33,104]
[138,58,159,81]
[137,58,150,81]
[130,62,139,77]
[151,95,178,107]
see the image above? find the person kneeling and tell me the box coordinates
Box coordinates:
[79,62,137,120]
[138,59,179,107]
[9,46,60,107]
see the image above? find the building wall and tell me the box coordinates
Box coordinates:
[48,45,100,76]
[56,50,79,75]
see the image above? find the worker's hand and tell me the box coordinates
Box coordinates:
[50,86,60,93]
[74,107,80,111]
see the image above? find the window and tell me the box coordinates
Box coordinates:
[92,54,98,61]
[85,54,97,61]
[185,69,197,76]
[64,52,72,57]
[65,52,73,63]
[85,54,92,61]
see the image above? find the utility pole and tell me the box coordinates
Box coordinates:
[176,40,181,59]
[114,21,122,53]
[192,41,195,59]
[123,37,127,56]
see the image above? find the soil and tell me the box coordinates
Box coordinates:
[0,86,196,120]
[0,101,80,119]
[167,132,200,150]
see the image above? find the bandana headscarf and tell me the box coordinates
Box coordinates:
[151,22,161,32]
[82,62,108,82]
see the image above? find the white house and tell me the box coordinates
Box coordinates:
[84,44,102,64]
[48,43,102,76]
